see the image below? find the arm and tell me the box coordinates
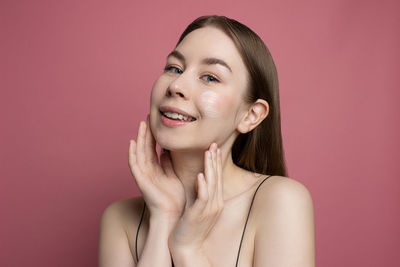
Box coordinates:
[136,215,178,267]
[253,178,315,267]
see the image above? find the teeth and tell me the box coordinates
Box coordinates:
[163,112,195,121]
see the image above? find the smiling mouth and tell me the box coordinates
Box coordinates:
[159,110,197,122]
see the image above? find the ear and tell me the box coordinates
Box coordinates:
[237,99,269,134]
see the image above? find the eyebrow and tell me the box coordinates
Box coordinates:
[166,50,232,73]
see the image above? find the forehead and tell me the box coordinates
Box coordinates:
[173,26,247,74]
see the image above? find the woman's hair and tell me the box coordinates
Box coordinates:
[175,15,288,177]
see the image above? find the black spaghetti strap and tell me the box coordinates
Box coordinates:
[135,201,146,263]
[235,175,273,267]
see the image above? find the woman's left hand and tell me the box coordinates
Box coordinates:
[168,142,224,253]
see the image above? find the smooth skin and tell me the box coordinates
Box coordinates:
[98,26,315,267]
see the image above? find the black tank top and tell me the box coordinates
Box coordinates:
[135,175,273,267]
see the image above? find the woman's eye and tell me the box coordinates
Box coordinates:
[202,74,220,83]
[163,65,219,83]
[164,65,182,74]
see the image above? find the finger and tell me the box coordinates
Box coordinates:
[192,173,208,211]
[136,121,146,165]
[128,140,142,182]
[145,114,158,163]
[160,150,176,178]
[210,144,218,203]
[204,150,215,199]
[211,143,217,173]
[128,140,136,169]
[217,148,223,205]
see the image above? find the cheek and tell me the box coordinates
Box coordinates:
[151,77,163,97]
[150,75,170,108]
[199,90,233,118]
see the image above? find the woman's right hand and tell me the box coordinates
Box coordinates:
[128,116,186,221]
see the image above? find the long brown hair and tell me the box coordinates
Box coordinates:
[175,15,288,177]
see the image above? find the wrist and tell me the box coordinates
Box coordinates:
[149,213,179,231]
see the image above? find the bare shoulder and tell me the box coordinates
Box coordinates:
[99,196,146,267]
[252,174,315,233]
[252,175,315,266]
[253,175,314,210]
[101,196,146,230]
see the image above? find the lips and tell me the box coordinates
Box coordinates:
[159,105,197,120]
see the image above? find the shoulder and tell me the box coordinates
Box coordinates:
[252,175,315,265]
[253,175,313,210]
[98,196,146,266]
[100,196,145,229]
[252,175,314,228]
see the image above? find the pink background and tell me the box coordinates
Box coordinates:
[1,0,399,266]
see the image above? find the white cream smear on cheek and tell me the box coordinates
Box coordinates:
[199,90,221,118]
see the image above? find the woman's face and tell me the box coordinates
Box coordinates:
[149,26,250,152]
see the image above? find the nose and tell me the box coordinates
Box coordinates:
[166,73,189,99]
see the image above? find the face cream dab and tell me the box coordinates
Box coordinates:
[200,90,221,118]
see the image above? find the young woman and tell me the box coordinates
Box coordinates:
[99,15,315,267]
